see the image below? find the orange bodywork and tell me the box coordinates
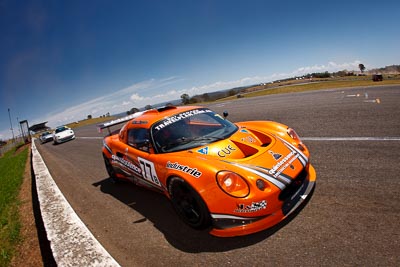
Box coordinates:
[101,106,316,237]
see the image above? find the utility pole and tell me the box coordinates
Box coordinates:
[8,108,15,142]
[17,117,22,137]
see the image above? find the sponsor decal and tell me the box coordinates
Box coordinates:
[217,144,236,157]
[197,147,209,155]
[166,161,202,178]
[268,151,299,178]
[111,154,142,175]
[269,150,282,160]
[154,109,213,131]
[235,200,267,213]
[240,129,248,133]
[277,136,309,167]
[102,112,144,128]
[112,155,162,187]
[138,157,161,186]
[132,120,148,124]
[241,136,256,143]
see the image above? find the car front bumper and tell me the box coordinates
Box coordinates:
[209,164,316,237]
[55,134,75,143]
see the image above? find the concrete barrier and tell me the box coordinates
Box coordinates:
[31,140,120,266]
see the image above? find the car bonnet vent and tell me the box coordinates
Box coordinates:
[157,106,177,112]
[143,106,177,115]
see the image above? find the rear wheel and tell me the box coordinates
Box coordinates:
[168,177,211,229]
[103,154,119,183]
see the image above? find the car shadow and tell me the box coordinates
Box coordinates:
[92,177,315,253]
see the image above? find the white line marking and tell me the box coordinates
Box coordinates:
[346,94,360,97]
[302,137,400,141]
[31,140,120,266]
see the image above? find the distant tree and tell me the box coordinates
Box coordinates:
[87,114,92,119]
[181,93,190,105]
[202,93,210,102]
[145,104,153,110]
[106,112,110,117]
[311,72,330,78]
[228,89,236,97]
[359,64,366,73]
[129,108,139,114]
[0,139,6,147]
[335,70,348,77]
[189,97,198,104]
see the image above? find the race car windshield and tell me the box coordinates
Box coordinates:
[151,108,238,153]
[55,127,67,133]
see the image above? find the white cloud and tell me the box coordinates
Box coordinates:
[34,77,184,128]
[130,93,144,101]
[28,60,363,130]
[291,60,362,76]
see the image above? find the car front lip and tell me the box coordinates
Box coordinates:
[56,134,75,142]
[209,164,316,237]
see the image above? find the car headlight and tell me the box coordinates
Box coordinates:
[216,171,249,198]
[287,128,306,151]
[287,128,300,141]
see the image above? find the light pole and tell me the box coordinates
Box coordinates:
[17,117,22,137]
[8,108,15,142]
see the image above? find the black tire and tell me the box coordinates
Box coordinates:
[168,177,211,229]
[103,154,119,183]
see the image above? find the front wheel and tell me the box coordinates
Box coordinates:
[168,177,211,229]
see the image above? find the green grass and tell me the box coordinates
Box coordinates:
[66,116,116,129]
[0,145,29,267]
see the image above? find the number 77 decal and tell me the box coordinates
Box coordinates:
[138,157,161,186]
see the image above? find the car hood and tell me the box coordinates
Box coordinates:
[192,127,309,183]
[55,130,74,137]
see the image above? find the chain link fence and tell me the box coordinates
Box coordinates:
[0,136,26,157]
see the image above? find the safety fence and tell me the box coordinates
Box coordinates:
[0,137,25,156]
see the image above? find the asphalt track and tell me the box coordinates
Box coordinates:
[34,85,400,266]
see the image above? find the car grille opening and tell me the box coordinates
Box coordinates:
[278,169,307,201]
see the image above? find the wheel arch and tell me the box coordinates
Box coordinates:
[167,175,212,229]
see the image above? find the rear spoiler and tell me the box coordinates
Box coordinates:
[98,111,144,135]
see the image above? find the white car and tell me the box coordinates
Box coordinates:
[53,126,75,144]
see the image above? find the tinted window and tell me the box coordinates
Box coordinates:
[128,128,150,151]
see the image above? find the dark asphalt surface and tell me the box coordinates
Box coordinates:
[35,85,400,266]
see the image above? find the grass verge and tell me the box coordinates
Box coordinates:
[222,78,400,101]
[0,145,29,267]
[66,116,116,129]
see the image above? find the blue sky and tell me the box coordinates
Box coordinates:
[1,0,399,140]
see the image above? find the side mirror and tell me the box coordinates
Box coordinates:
[223,111,229,119]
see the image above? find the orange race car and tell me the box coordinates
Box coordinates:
[100,106,316,237]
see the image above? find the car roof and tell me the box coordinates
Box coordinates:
[128,105,203,128]
[100,105,206,134]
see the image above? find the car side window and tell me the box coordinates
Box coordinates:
[127,128,150,152]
